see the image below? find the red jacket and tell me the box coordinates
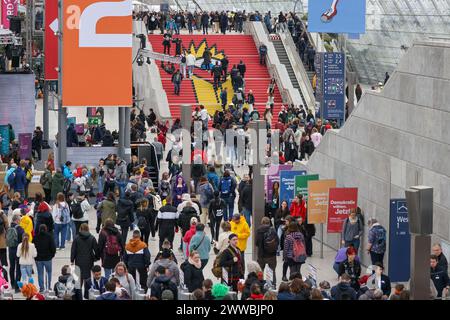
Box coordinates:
[290,200,306,221]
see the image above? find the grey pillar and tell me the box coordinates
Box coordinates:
[181,104,192,192]
[124,107,131,163]
[118,107,125,159]
[405,186,433,300]
[43,81,49,141]
[347,71,357,118]
[250,120,267,261]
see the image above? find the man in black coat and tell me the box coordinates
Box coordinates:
[70,223,99,286]
[116,192,135,244]
[201,12,209,34]
[430,255,450,298]
[219,234,243,292]
[221,55,229,81]
[255,217,278,286]
[237,61,246,78]
[239,178,253,227]
[212,62,222,90]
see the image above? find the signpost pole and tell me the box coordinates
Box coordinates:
[320,223,324,258]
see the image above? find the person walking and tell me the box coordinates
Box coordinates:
[98,192,117,226]
[116,192,134,245]
[283,221,307,280]
[0,209,9,267]
[98,219,123,279]
[218,170,237,222]
[230,213,250,273]
[430,254,450,298]
[219,233,244,292]
[51,169,65,202]
[52,193,71,250]
[6,213,24,292]
[366,218,387,265]
[255,217,278,286]
[70,223,99,290]
[124,229,151,292]
[136,198,152,245]
[156,198,179,250]
[171,70,183,96]
[33,224,56,292]
[40,165,53,203]
[189,223,211,269]
[110,262,136,299]
[237,60,246,78]
[182,250,204,292]
[197,177,214,226]
[239,178,253,227]
[70,192,91,236]
[186,51,196,78]
[16,234,37,282]
[341,209,363,252]
[208,191,226,242]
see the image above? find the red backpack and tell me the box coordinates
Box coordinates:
[292,236,306,263]
[104,232,121,256]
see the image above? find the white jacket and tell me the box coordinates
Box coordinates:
[186,54,196,66]
[215,231,232,253]
[17,242,37,265]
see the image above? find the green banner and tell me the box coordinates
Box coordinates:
[295,174,319,201]
[88,117,101,125]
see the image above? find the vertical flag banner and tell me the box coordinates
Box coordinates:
[308,179,336,224]
[279,170,307,206]
[322,52,345,120]
[18,133,32,159]
[1,0,18,29]
[62,0,133,107]
[327,188,358,233]
[266,164,292,203]
[308,0,366,34]
[0,125,10,155]
[295,174,319,201]
[389,199,411,282]
[44,0,58,80]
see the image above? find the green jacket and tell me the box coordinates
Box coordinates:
[41,169,53,190]
[51,172,65,201]
[98,199,117,224]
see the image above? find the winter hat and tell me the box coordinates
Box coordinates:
[161,249,172,259]
[161,289,174,300]
[212,283,229,300]
[38,202,50,213]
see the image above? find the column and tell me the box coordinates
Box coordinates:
[181,104,192,192]
[118,107,125,159]
[124,107,131,163]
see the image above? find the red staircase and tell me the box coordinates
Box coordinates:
[148,34,283,124]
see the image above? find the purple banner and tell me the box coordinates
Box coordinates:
[1,0,19,29]
[19,133,32,160]
[266,164,292,203]
[75,124,85,134]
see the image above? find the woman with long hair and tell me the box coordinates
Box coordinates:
[16,234,37,282]
[172,175,188,207]
[51,192,71,250]
[46,151,55,172]
[270,182,280,218]
[136,198,151,244]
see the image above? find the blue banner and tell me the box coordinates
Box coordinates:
[388,199,411,282]
[322,52,345,120]
[279,170,307,206]
[0,125,10,156]
[308,0,366,34]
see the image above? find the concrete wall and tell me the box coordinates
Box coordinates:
[304,40,450,270]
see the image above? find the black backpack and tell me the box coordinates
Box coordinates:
[71,201,83,219]
[181,56,186,63]
[263,228,279,254]
[0,214,5,235]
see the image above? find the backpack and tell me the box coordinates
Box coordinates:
[39,173,48,186]
[59,205,71,224]
[220,178,232,196]
[292,236,306,263]
[181,56,186,63]
[373,226,386,248]
[212,251,225,278]
[159,180,170,198]
[71,201,83,220]
[7,170,16,186]
[63,179,71,194]
[6,225,19,247]
[263,228,279,254]
[55,277,75,299]
[104,232,121,256]
[152,194,162,211]
[137,216,148,230]
[0,215,5,235]
[26,168,32,182]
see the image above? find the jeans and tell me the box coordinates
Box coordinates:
[36,260,52,291]
[222,197,235,222]
[104,268,113,279]
[20,265,33,282]
[242,208,252,227]
[66,221,76,241]
[180,63,186,78]
[188,65,194,77]
[333,262,341,275]
[97,176,104,194]
[370,251,385,266]
[116,180,127,199]
[8,247,21,288]
[174,82,180,95]
[54,223,68,248]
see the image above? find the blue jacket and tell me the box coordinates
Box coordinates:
[13,167,27,190]
[63,165,73,179]
[277,292,296,300]
[206,172,219,191]
[189,231,211,260]
[96,292,118,300]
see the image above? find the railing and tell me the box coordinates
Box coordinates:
[278,29,316,111]
[244,21,303,107]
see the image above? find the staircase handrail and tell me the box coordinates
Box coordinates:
[278,29,316,111]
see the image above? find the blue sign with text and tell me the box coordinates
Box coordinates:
[279,170,307,206]
[322,52,345,120]
[308,0,366,34]
[388,199,411,282]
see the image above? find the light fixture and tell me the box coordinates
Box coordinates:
[137,55,144,66]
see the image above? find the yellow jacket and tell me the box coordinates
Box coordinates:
[20,215,34,242]
[230,216,250,252]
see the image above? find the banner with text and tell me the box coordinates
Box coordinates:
[389,199,411,282]
[62,0,132,107]
[1,0,18,29]
[308,179,336,224]
[327,188,358,233]
[279,170,307,206]
[295,174,319,202]
[18,133,32,159]
[44,0,58,80]
[266,164,292,204]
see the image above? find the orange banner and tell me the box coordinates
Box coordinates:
[307,179,336,224]
[62,0,132,107]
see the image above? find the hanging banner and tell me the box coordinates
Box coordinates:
[0,125,10,155]
[295,174,319,201]
[18,133,32,159]
[44,0,58,80]
[322,52,346,120]
[308,0,366,34]
[62,0,133,107]
[389,199,411,282]
[266,164,292,204]
[1,0,18,29]
[308,179,336,224]
[327,187,358,233]
[279,170,306,206]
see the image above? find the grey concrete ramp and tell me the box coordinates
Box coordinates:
[304,39,450,269]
